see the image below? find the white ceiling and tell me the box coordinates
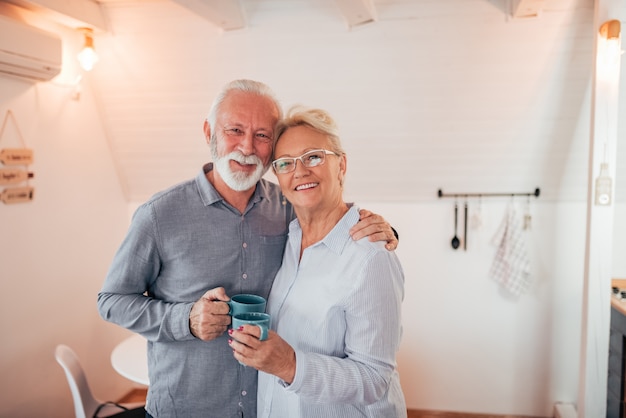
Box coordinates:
[13,0,624,204]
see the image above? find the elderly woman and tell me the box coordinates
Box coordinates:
[230,106,406,418]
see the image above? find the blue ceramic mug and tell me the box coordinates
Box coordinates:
[227,294,266,315]
[232,312,270,341]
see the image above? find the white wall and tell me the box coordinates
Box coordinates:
[0,23,137,417]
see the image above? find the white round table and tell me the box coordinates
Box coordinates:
[111,334,149,386]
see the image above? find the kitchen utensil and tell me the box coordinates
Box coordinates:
[523,195,532,230]
[463,201,468,251]
[470,196,483,230]
[451,203,460,250]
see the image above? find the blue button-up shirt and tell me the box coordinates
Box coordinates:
[258,206,407,418]
[98,163,294,418]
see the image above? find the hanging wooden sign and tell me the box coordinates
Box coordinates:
[0,168,34,185]
[0,148,34,165]
[1,186,34,204]
[0,111,34,204]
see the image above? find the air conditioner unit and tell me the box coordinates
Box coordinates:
[0,15,62,82]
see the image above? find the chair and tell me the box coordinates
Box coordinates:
[55,344,145,418]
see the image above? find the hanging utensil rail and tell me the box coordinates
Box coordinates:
[437,188,540,199]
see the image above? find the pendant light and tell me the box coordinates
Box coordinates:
[77,27,99,71]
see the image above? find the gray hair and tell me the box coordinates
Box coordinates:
[274,105,345,156]
[206,79,283,129]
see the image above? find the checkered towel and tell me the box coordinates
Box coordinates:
[489,205,531,296]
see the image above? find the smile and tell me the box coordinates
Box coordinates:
[295,182,318,191]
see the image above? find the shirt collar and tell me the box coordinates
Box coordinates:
[290,205,360,255]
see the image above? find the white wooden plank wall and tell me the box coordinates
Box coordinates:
[91,0,611,205]
[1,1,625,416]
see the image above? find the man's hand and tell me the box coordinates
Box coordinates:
[189,287,231,341]
[350,209,398,251]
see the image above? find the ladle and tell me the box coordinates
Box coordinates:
[451,202,460,250]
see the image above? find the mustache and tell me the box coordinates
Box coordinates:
[228,151,263,166]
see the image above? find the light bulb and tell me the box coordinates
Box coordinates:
[605,38,623,67]
[77,28,99,71]
[78,47,98,71]
[599,20,622,68]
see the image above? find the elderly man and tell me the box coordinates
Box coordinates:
[97,79,397,418]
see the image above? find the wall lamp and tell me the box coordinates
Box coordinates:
[77,27,99,71]
[599,19,622,67]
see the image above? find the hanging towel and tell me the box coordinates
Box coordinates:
[489,204,531,297]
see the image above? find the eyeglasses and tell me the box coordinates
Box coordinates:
[272,149,340,174]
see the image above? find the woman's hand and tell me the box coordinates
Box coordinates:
[229,326,296,384]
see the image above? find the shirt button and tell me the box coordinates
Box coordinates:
[242,391,247,396]
[243,242,248,248]
[242,273,248,279]
[238,402,243,407]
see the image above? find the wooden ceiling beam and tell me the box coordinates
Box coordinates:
[511,0,545,18]
[333,0,376,28]
[170,0,245,31]
[3,0,107,31]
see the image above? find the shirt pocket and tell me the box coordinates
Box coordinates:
[260,234,287,246]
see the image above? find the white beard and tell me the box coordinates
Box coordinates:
[213,148,269,192]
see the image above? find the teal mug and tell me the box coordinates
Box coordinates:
[227,294,266,317]
[232,312,270,341]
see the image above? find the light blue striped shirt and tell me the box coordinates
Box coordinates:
[258,206,407,418]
